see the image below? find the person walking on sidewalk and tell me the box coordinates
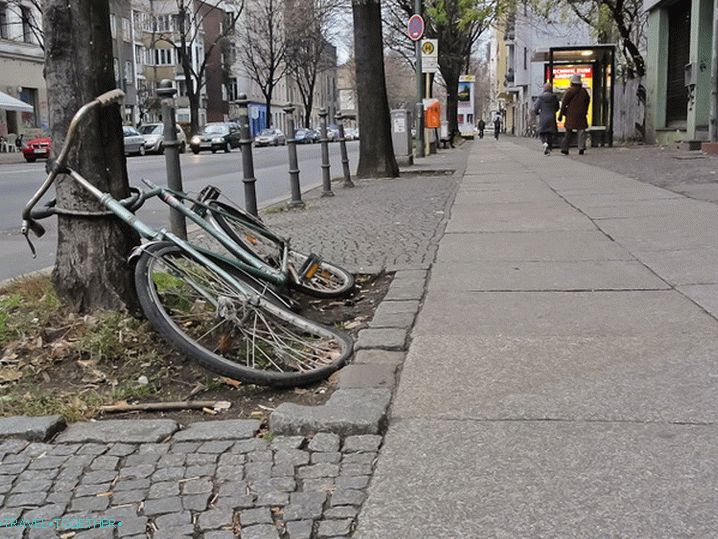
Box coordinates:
[559,74,590,155]
[478,119,485,139]
[533,82,559,155]
[493,116,501,140]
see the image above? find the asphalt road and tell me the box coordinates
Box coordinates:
[0,141,359,281]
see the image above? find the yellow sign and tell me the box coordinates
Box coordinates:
[421,41,435,55]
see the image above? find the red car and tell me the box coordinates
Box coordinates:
[21,132,51,162]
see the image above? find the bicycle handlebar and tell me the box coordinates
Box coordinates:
[96,89,125,107]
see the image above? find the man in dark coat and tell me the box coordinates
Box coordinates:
[493,116,501,140]
[478,119,485,139]
[559,74,591,155]
[533,83,559,155]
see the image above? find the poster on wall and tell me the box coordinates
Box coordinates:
[545,65,593,129]
[457,75,475,137]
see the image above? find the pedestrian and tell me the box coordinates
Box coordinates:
[15,133,23,150]
[478,118,485,139]
[533,82,560,155]
[559,73,590,155]
[493,116,501,140]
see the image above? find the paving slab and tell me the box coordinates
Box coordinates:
[55,420,178,444]
[172,420,260,442]
[355,419,718,538]
[0,416,66,442]
[428,260,669,291]
[678,284,718,318]
[633,248,718,285]
[437,231,634,262]
[446,206,594,233]
[414,290,716,337]
[392,335,718,423]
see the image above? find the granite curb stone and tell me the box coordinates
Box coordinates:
[172,419,261,441]
[55,420,178,444]
[0,416,66,442]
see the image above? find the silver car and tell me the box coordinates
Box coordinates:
[123,126,145,156]
[254,128,286,147]
[138,123,187,154]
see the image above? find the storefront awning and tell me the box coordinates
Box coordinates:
[0,90,33,112]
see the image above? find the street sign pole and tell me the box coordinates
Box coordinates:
[410,6,425,158]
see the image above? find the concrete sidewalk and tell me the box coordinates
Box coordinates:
[355,140,718,537]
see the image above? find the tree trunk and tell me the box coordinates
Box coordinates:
[444,70,460,137]
[351,0,398,178]
[265,93,272,128]
[188,90,201,135]
[44,0,140,313]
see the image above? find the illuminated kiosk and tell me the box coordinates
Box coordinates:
[541,45,616,147]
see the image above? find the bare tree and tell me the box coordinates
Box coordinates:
[3,0,45,49]
[238,0,287,128]
[142,0,242,134]
[44,0,140,312]
[285,0,342,128]
[352,0,398,178]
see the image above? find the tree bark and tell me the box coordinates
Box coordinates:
[445,71,460,137]
[44,0,140,313]
[352,0,398,178]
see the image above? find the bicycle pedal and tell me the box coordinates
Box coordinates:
[298,254,322,281]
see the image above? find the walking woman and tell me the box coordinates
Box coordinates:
[533,83,559,155]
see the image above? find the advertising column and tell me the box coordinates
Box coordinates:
[458,75,475,137]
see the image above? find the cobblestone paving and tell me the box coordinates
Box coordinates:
[260,173,460,273]
[0,432,382,538]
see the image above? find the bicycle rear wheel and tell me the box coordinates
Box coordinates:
[208,201,355,298]
[134,242,352,387]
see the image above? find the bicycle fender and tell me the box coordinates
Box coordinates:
[128,241,167,263]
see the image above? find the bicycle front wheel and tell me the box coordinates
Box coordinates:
[208,201,355,298]
[134,242,352,387]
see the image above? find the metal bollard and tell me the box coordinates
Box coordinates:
[319,108,334,197]
[157,80,187,239]
[335,112,354,188]
[237,93,258,217]
[283,106,304,208]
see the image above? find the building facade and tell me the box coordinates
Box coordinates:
[0,1,46,137]
[110,0,137,124]
[644,0,715,146]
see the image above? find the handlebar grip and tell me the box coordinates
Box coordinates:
[23,219,45,238]
[96,89,125,107]
[29,206,55,220]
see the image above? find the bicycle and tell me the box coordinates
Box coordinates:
[22,90,353,387]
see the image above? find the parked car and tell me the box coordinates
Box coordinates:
[345,127,360,141]
[326,126,340,142]
[254,128,286,147]
[21,131,51,162]
[294,128,317,144]
[123,126,146,156]
[138,123,187,154]
[190,122,241,154]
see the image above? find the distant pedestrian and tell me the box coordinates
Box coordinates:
[15,134,23,150]
[493,116,501,140]
[559,74,590,156]
[478,119,485,139]
[533,83,560,156]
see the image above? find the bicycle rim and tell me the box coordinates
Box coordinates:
[287,251,355,299]
[135,242,352,387]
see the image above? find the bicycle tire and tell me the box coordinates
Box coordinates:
[208,201,355,298]
[134,241,352,387]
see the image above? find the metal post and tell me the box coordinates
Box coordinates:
[335,112,354,188]
[157,80,187,239]
[415,0,425,158]
[283,106,304,207]
[237,93,258,216]
[319,108,333,197]
[709,0,718,142]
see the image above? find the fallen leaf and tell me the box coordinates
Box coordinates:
[221,377,242,389]
[213,401,231,412]
[0,368,23,383]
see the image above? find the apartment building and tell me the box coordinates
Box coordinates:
[0,0,45,137]
[110,0,137,124]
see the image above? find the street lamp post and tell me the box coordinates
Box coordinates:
[415,0,425,158]
[237,93,258,216]
[157,79,187,239]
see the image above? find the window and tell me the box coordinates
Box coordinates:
[0,4,8,40]
[21,6,33,43]
[125,61,132,82]
[110,14,117,38]
[523,47,527,70]
[154,48,174,66]
[154,14,172,33]
[177,80,188,97]
[228,78,239,101]
[135,45,144,66]
[113,58,120,84]
[122,18,131,42]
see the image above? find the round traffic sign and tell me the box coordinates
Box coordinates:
[421,41,435,55]
[407,14,424,41]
